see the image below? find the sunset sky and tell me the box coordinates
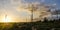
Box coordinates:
[0,0,60,22]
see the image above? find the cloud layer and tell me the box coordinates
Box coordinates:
[0,0,59,22]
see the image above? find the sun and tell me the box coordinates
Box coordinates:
[1,15,12,23]
[3,16,11,22]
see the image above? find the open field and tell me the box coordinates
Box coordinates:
[0,19,60,30]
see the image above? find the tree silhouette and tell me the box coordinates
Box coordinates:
[19,3,39,22]
[43,17,48,22]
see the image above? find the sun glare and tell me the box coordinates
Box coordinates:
[1,15,12,23]
[3,16,11,22]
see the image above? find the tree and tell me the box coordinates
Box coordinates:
[43,17,48,22]
[19,3,39,22]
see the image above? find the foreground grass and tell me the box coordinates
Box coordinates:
[0,20,60,30]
